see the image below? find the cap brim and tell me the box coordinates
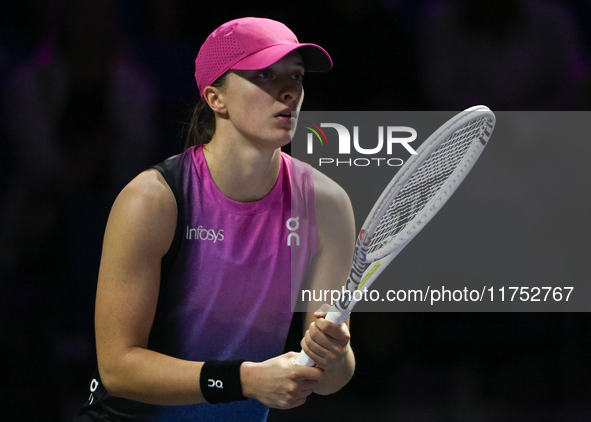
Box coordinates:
[230,43,332,72]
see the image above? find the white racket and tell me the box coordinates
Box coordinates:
[296,105,496,366]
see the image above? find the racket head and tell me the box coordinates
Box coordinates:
[358,105,496,263]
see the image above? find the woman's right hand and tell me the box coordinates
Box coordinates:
[240,352,324,409]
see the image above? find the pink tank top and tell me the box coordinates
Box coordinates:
[148,145,318,364]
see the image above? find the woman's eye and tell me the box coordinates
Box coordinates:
[258,71,271,79]
[293,73,304,81]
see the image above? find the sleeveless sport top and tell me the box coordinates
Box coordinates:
[74,145,317,422]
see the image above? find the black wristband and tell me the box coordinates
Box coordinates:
[199,359,247,404]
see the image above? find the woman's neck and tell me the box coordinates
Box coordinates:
[201,137,282,203]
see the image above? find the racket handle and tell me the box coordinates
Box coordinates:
[294,308,350,366]
[294,350,316,366]
[325,309,350,325]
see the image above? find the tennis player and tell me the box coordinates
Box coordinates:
[74,17,355,421]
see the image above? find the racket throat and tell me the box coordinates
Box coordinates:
[336,260,371,311]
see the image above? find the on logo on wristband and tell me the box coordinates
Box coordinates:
[200,359,246,403]
[208,379,224,389]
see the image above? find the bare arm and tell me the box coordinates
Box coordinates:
[299,169,356,395]
[95,169,324,407]
[95,169,206,404]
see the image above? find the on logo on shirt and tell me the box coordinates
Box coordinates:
[286,217,300,246]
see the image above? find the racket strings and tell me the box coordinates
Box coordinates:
[367,117,489,258]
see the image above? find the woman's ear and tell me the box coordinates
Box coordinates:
[203,86,227,115]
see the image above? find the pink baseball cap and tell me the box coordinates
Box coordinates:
[194,17,333,98]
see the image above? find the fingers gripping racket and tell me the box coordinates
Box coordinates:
[296,106,496,366]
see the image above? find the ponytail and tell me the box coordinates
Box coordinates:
[184,73,228,150]
[184,100,215,150]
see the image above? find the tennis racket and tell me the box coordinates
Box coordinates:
[296,105,496,366]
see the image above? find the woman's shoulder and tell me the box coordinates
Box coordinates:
[311,168,354,252]
[113,169,177,228]
[287,155,349,203]
[311,168,351,210]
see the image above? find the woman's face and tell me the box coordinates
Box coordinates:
[218,51,305,150]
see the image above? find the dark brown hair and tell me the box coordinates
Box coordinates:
[184,73,228,150]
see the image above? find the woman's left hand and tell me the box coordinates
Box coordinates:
[300,304,351,370]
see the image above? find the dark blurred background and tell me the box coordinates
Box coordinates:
[1,0,590,420]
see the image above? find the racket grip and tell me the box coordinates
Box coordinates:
[325,309,350,325]
[294,350,316,366]
[294,308,350,366]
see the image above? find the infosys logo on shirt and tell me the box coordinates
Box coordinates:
[186,225,225,242]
